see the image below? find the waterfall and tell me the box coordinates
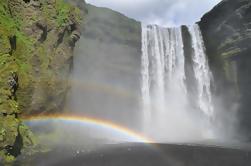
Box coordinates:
[141,24,214,142]
[189,24,214,118]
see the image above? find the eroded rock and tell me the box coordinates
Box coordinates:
[199,0,251,140]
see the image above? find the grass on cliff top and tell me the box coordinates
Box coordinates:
[55,0,82,27]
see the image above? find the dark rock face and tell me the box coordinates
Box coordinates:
[199,0,251,139]
[181,26,197,108]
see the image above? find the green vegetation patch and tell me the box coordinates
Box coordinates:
[0,0,82,163]
[55,0,82,27]
[0,0,36,163]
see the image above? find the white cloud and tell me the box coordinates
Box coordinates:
[85,0,221,26]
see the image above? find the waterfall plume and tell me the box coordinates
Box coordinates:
[141,24,215,142]
[189,24,214,118]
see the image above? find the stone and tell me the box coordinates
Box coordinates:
[199,0,251,139]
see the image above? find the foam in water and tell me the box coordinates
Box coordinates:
[189,24,214,118]
[141,24,215,142]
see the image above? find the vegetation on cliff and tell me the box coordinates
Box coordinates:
[0,0,82,163]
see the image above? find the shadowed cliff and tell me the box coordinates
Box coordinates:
[66,4,142,129]
[199,0,251,140]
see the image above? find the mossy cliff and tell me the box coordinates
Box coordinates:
[199,0,251,139]
[0,0,81,163]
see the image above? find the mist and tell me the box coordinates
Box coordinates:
[22,2,242,149]
[2,0,251,165]
[60,4,241,146]
[65,34,142,131]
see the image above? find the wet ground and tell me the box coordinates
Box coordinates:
[14,143,251,166]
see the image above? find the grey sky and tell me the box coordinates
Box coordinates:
[85,0,221,26]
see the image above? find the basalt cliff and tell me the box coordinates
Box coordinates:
[199,0,251,140]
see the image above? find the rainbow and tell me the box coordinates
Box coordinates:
[23,114,153,143]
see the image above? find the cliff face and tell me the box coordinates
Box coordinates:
[74,0,251,139]
[199,0,251,139]
[0,0,81,162]
[70,0,251,135]
[65,4,142,129]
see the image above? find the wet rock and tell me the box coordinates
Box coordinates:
[70,30,81,46]
[0,0,82,162]
[36,20,48,42]
[199,0,251,139]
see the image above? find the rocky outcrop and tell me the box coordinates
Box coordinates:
[0,0,81,162]
[199,0,251,139]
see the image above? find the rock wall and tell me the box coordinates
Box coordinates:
[181,26,198,108]
[199,0,251,139]
[0,0,81,162]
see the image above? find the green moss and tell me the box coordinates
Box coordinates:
[74,7,82,23]
[55,0,72,27]
[37,46,49,71]
[0,128,6,141]
[4,154,15,164]
[19,124,37,148]
[221,48,242,59]
[0,0,35,162]
[0,1,34,80]
[0,1,16,35]
[0,0,82,162]
[54,0,81,27]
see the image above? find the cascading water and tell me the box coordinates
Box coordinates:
[141,24,215,142]
[189,24,214,118]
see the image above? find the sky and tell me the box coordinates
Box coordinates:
[85,0,222,27]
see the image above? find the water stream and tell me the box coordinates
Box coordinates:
[141,24,214,142]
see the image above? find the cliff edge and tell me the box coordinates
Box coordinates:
[0,0,82,162]
[199,0,251,140]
